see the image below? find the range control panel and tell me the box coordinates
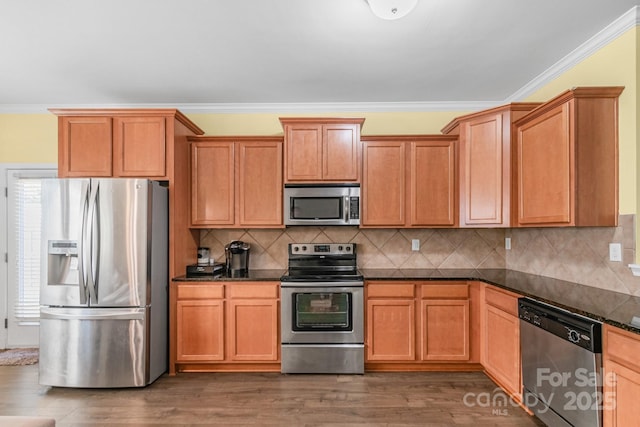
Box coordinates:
[289,243,355,256]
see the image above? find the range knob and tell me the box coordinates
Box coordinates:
[568,329,580,344]
[293,246,299,252]
[338,245,343,251]
[345,246,351,252]
[302,245,307,251]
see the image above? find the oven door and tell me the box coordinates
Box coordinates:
[281,283,364,344]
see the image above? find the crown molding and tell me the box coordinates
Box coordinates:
[0,6,637,115]
[506,5,639,102]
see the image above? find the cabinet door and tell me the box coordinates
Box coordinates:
[237,141,283,227]
[366,298,415,361]
[227,282,280,362]
[176,299,224,361]
[460,113,506,226]
[410,140,457,226]
[191,142,235,226]
[420,299,469,361]
[227,298,279,361]
[604,359,640,427]
[323,123,359,181]
[516,103,574,225]
[362,141,406,226]
[58,116,113,177]
[285,124,322,181]
[483,304,521,397]
[603,324,640,426]
[113,116,166,177]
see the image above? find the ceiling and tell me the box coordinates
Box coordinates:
[1,0,639,113]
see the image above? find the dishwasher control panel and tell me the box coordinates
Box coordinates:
[518,297,602,353]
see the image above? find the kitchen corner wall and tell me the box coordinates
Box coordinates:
[200,214,640,296]
[507,214,640,296]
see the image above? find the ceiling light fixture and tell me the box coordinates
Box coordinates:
[366,0,418,20]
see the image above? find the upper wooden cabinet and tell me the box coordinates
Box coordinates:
[279,117,365,182]
[51,109,203,179]
[361,135,458,228]
[189,136,283,228]
[513,87,624,227]
[442,103,541,228]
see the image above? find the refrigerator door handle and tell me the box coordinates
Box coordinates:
[86,181,100,304]
[40,307,145,321]
[78,181,91,304]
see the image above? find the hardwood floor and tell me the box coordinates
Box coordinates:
[0,365,544,426]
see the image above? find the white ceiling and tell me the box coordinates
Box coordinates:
[1,0,639,113]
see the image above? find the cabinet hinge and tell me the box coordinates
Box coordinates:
[4,318,7,329]
[4,187,7,197]
[4,253,7,263]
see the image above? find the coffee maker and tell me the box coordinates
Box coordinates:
[225,240,250,278]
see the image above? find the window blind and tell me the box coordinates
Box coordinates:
[8,171,56,325]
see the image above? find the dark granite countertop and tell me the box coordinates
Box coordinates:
[363,268,640,334]
[173,269,285,282]
[174,267,640,334]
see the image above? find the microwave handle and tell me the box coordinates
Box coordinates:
[344,196,350,223]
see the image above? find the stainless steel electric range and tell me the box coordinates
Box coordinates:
[280,243,364,374]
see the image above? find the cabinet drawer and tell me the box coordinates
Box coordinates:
[177,283,224,300]
[367,282,415,298]
[484,286,520,316]
[228,282,280,299]
[421,282,468,299]
[604,324,640,370]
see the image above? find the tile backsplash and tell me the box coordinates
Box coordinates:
[200,214,640,296]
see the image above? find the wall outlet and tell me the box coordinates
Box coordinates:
[609,243,622,262]
[505,237,511,250]
[411,239,420,251]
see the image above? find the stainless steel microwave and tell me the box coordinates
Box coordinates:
[284,184,360,226]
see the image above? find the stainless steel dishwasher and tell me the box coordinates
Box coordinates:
[518,297,603,427]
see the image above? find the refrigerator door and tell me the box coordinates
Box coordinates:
[88,178,150,307]
[39,307,152,387]
[40,178,91,307]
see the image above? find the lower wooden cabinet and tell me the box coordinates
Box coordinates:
[420,284,470,361]
[481,285,522,400]
[603,324,640,426]
[366,281,473,369]
[367,283,416,361]
[176,284,225,361]
[174,281,280,372]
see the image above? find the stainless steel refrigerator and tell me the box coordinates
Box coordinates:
[39,178,168,388]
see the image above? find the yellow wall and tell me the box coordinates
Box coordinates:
[0,114,57,163]
[186,111,465,136]
[524,27,638,215]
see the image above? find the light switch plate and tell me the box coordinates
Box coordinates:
[411,239,420,251]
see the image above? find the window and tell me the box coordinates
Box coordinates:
[5,169,56,346]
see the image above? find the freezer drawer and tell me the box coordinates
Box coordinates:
[39,307,162,388]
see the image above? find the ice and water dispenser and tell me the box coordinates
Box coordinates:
[47,240,79,285]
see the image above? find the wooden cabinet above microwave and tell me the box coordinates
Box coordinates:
[279,117,365,183]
